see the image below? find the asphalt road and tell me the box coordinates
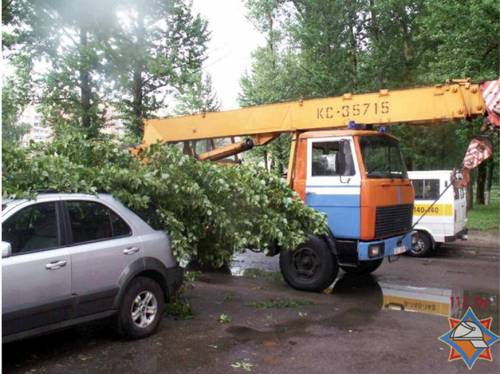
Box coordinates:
[3,240,499,374]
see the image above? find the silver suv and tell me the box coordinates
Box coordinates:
[2,193,182,342]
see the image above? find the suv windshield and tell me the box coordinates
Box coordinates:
[360,136,408,179]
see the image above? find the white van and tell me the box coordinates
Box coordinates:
[408,170,468,256]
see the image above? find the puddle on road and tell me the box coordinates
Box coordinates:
[378,283,497,325]
[230,251,499,330]
[230,261,498,333]
[324,275,499,332]
[379,283,453,317]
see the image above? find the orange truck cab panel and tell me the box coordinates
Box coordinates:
[292,130,415,264]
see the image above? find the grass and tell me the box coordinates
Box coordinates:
[247,298,314,309]
[218,313,231,324]
[467,187,499,231]
[165,300,193,320]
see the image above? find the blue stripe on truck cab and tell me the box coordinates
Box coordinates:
[305,193,360,239]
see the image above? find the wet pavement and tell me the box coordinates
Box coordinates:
[3,236,500,374]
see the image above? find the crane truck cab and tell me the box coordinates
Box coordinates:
[407,170,468,257]
[279,130,415,291]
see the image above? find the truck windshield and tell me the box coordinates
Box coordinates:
[359,136,408,179]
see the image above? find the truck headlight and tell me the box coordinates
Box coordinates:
[368,243,384,258]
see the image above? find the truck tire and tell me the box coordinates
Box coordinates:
[340,258,383,274]
[408,231,433,257]
[115,276,165,340]
[279,236,338,292]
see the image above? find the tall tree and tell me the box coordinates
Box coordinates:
[2,78,30,145]
[2,51,33,145]
[416,0,499,82]
[241,0,498,200]
[415,0,499,204]
[110,0,209,141]
[240,0,305,174]
[362,0,423,89]
[287,0,368,96]
[2,0,36,144]
[175,72,220,115]
[4,0,118,137]
[175,72,220,156]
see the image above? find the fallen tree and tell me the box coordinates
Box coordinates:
[2,131,327,266]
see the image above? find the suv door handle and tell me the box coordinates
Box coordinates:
[123,247,140,255]
[45,260,67,270]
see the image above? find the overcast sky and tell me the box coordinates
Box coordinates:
[191,0,265,110]
[5,1,264,112]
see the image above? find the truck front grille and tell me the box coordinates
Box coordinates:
[375,204,413,238]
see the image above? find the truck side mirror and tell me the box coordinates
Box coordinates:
[335,140,349,175]
[2,241,12,258]
[335,148,346,175]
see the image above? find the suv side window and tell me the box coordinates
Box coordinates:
[2,202,59,254]
[66,201,131,244]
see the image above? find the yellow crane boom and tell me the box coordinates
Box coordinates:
[143,80,485,148]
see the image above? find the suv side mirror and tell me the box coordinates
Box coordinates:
[2,241,12,258]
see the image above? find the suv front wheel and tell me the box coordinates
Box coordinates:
[116,276,165,339]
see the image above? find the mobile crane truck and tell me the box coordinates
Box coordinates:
[138,78,499,292]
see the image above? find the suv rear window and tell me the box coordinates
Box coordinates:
[66,201,131,244]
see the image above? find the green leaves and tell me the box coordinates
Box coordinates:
[2,135,327,267]
[241,0,498,175]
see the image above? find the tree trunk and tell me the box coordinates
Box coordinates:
[399,4,413,84]
[132,67,143,138]
[466,179,474,211]
[183,141,194,156]
[131,12,146,138]
[475,163,486,205]
[79,26,91,130]
[485,158,494,205]
[369,0,384,88]
[347,3,358,90]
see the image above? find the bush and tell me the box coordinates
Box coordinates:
[2,131,327,266]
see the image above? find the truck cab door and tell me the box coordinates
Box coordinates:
[305,136,361,239]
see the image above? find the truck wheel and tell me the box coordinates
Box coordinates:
[408,231,433,257]
[115,276,165,340]
[340,259,383,274]
[279,236,338,292]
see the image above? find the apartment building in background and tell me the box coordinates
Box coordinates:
[19,105,125,146]
[20,105,52,145]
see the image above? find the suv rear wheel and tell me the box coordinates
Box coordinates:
[116,276,165,339]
